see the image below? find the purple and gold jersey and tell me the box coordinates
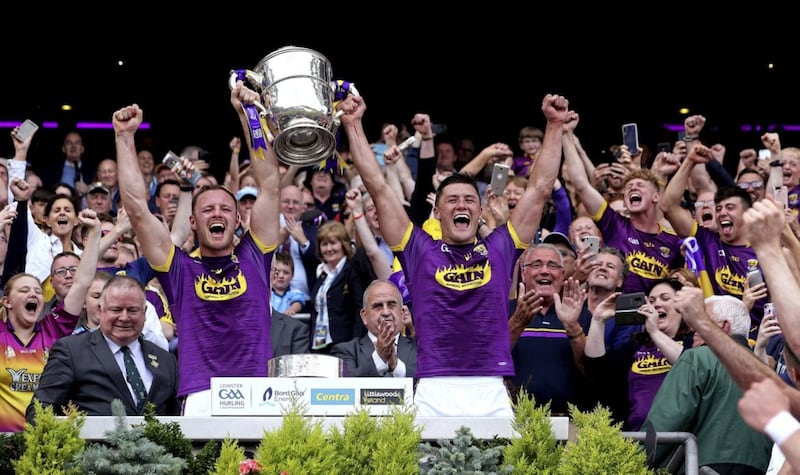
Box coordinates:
[593,202,683,294]
[152,232,274,397]
[392,223,524,378]
[0,303,79,432]
[692,224,766,324]
[788,184,800,223]
[627,343,675,431]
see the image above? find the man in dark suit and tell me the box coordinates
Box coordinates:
[26,276,180,420]
[331,279,417,377]
[271,309,311,357]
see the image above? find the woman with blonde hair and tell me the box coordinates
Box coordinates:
[308,220,365,352]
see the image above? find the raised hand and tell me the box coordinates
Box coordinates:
[541,94,570,123]
[672,286,708,328]
[744,199,785,252]
[554,277,587,326]
[687,143,713,164]
[112,104,144,135]
[684,115,706,137]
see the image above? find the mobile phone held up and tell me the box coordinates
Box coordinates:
[758,149,771,161]
[582,235,600,254]
[774,186,789,209]
[615,292,646,325]
[13,119,39,142]
[622,123,639,156]
[490,163,510,195]
[746,269,764,288]
[162,151,202,186]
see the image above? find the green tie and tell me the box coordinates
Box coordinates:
[121,346,147,413]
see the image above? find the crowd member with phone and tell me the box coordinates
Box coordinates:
[561,108,683,298]
[585,278,693,430]
[342,92,571,417]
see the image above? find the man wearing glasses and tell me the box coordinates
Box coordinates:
[507,243,592,415]
[736,168,767,203]
[39,252,81,320]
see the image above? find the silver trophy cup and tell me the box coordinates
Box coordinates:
[247,46,337,166]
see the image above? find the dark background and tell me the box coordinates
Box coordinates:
[3,13,799,182]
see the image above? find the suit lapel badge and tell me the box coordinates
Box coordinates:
[148,353,159,368]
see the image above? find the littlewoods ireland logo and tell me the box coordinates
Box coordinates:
[310,388,354,405]
[360,388,404,405]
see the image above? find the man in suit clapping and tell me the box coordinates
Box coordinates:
[331,279,416,377]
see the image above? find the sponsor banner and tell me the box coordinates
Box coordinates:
[210,377,413,416]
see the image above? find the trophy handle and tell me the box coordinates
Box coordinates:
[229,70,269,118]
[332,81,360,122]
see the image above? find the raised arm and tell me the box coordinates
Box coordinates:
[339,95,409,247]
[113,104,172,267]
[230,81,280,247]
[512,94,572,243]
[346,187,391,279]
[659,144,714,237]
[562,117,605,217]
[62,210,101,316]
[746,199,800,356]
[673,286,800,416]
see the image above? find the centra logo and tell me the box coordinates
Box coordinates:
[218,389,245,400]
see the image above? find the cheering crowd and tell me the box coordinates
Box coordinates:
[4,80,800,473]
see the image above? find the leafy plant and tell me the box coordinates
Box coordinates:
[328,405,421,474]
[254,404,337,475]
[503,389,562,474]
[209,436,247,475]
[139,403,220,475]
[13,400,86,475]
[419,426,513,475]
[77,399,186,474]
[557,403,654,475]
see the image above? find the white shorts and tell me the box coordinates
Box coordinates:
[414,376,513,417]
[182,389,212,416]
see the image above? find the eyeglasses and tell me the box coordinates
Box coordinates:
[694,200,715,208]
[280,199,303,206]
[738,181,764,190]
[53,266,79,277]
[521,260,563,271]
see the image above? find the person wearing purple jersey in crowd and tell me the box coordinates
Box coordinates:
[562,112,683,353]
[113,81,280,415]
[585,278,693,430]
[0,208,101,431]
[660,143,767,338]
[340,92,572,416]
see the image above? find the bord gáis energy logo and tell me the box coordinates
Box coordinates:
[260,386,307,407]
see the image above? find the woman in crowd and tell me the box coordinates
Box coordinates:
[585,278,693,430]
[308,220,365,352]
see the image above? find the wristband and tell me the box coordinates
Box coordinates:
[683,134,699,141]
[567,329,585,340]
[422,135,435,141]
[180,185,194,193]
[352,212,365,220]
[770,160,784,168]
[765,410,800,446]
